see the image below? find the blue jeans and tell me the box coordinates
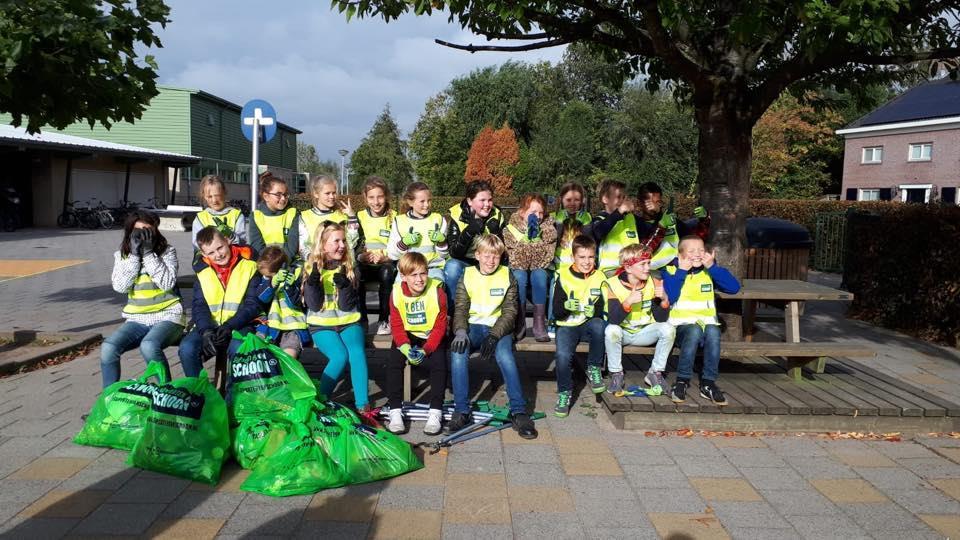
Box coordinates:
[444,258,469,298]
[178,328,244,378]
[675,323,721,383]
[312,323,369,408]
[449,324,526,414]
[512,268,548,315]
[554,318,606,392]
[547,270,558,324]
[100,321,183,387]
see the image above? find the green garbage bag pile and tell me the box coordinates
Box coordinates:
[228,333,316,420]
[128,369,230,484]
[239,399,423,497]
[74,361,169,451]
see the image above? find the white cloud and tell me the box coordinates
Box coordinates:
[153,0,565,160]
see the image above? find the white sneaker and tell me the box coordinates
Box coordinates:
[387,408,405,434]
[424,408,443,436]
[377,321,391,335]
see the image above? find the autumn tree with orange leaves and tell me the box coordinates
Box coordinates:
[464,123,518,195]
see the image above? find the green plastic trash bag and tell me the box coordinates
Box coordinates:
[324,422,423,485]
[240,423,346,496]
[229,333,316,420]
[128,370,229,484]
[73,361,168,451]
[232,416,291,470]
[316,398,360,427]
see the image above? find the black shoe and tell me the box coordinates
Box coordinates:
[699,380,728,405]
[670,380,689,403]
[510,412,538,440]
[447,411,473,433]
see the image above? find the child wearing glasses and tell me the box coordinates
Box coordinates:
[250,173,299,261]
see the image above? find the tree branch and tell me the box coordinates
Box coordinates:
[434,37,570,53]
[853,47,960,65]
[481,32,551,40]
[633,0,706,84]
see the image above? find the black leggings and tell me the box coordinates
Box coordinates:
[359,262,397,321]
[387,340,448,410]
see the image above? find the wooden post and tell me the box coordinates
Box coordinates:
[403,364,412,402]
[62,158,73,214]
[785,300,800,343]
[169,167,179,206]
[122,161,131,204]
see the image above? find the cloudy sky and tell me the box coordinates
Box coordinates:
[151,0,565,161]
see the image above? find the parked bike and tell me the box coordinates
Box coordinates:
[0,187,22,232]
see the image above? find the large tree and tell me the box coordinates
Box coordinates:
[464,123,520,195]
[349,105,414,194]
[335,0,960,281]
[297,141,340,178]
[0,0,170,133]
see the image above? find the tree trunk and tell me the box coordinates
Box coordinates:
[694,98,754,341]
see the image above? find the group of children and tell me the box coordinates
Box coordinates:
[104,171,738,442]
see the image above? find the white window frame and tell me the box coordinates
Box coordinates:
[898,183,932,203]
[861,146,883,164]
[858,188,881,201]
[908,143,933,162]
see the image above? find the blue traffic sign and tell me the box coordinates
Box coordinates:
[240,99,278,143]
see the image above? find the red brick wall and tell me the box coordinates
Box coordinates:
[841,127,960,202]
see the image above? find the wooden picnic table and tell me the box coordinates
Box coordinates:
[717,279,853,343]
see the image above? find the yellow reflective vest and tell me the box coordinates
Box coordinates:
[197,258,259,325]
[392,278,442,339]
[305,267,361,327]
[665,266,718,326]
[462,265,510,327]
[448,204,504,260]
[357,208,396,255]
[602,275,655,332]
[253,207,298,246]
[645,217,680,270]
[266,266,308,331]
[395,212,446,269]
[123,271,181,315]
[556,266,606,327]
[197,208,242,236]
[598,213,639,276]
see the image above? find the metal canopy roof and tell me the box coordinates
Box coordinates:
[0,125,201,165]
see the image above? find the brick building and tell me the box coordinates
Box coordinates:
[837,79,960,205]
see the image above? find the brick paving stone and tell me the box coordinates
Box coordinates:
[689,478,762,502]
[41,438,107,459]
[725,527,803,540]
[918,436,960,449]
[566,474,631,494]
[371,509,444,539]
[918,514,960,538]
[376,485,445,510]
[572,490,648,529]
[560,452,622,476]
[896,456,960,479]
[830,450,898,468]
[0,516,79,539]
[636,488,707,513]
[501,425,553,445]
[583,526,660,539]
[0,479,61,504]
[759,488,837,516]
[57,466,137,491]
[446,452,504,474]
[442,494,510,524]
[711,501,793,530]
[160,492,246,519]
[507,485,574,513]
[511,511,584,540]
[71,502,166,536]
[554,436,610,455]
[502,443,559,465]
[622,463,690,488]
[784,456,859,479]
[810,479,888,503]
[647,512,729,539]
[784,513,872,540]
[18,489,111,519]
[292,520,371,539]
[444,473,507,499]
[853,466,932,492]
[839,502,930,531]
[737,467,807,491]
[762,437,828,457]
[721,447,788,469]
[107,476,191,504]
[9,457,91,480]
[712,437,768,449]
[304,485,380,522]
[673,454,741,478]
[930,478,960,500]
[869,528,943,540]
[145,517,225,539]
[885,487,960,514]
[660,437,723,457]
[610,445,674,466]
[218,503,306,536]
[936,447,960,463]
[504,462,567,487]
[440,523,514,540]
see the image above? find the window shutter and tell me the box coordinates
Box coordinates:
[879,188,892,201]
[942,187,957,204]
[846,188,857,201]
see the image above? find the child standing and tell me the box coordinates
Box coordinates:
[504,194,557,342]
[356,177,398,335]
[663,236,740,405]
[191,175,247,251]
[387,182,448,283]
[551,235,607,416]
[250,173,299,261]
[385,252,449,435]
[548,181,592,339]
[298,175,360,262]
[303,222,370,412]
[449,235,537,439]
[254,246,310,359]
[602,245,676,394]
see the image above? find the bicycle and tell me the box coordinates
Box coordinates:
[90,199,115,229]
[57,200,99,229]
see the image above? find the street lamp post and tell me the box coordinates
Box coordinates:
[338,149,349,193]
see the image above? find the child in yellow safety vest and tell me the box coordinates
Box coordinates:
[303,222,370,412]
[250,173,299,262]
[551,234,607,417]
[298,175,360,262]
[547,181,593,339]
[602,245,676,395]
[662,235,740,406]
[387,182,448,283]
[356,176,398,335]
[253,246,310,359]
[384,252,449,436]
[191,174,247,252]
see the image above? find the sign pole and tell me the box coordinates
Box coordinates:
[250,117,260,210]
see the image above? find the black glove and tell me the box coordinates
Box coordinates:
[307,262,322,286]
[451,329,469,354]
[214,326,232,347]
[332,269,351,289]
[485,217,502,236]
[128,229,143,255]
[479,334,498,363]
[464,218,485,237]
[201,329,218,358]
[140,228,155,254]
